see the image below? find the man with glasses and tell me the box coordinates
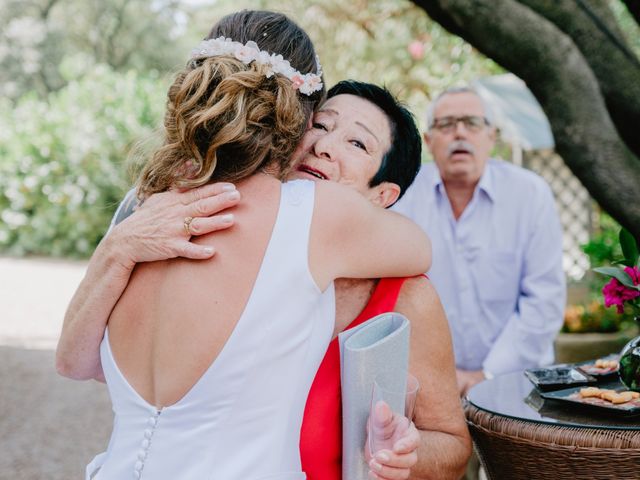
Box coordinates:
[393,86,566,396]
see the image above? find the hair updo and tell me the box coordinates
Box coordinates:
[137,10,325,198]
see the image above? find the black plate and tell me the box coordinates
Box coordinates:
[539,383,640,416]
[575,354,620,379]
[524,366,597,392]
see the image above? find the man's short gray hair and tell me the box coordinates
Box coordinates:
[425,86,495,130]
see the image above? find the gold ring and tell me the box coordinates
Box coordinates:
[183,216,194,235]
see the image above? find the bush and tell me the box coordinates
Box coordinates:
[563,299,636,333]
[582,211,623,268]
[564,212,639,333]
[0,64,166,257]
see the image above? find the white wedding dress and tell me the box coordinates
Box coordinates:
[86,180,335,480]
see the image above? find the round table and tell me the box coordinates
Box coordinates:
[465,371,640,479]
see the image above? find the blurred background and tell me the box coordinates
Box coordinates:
[0,0,502,258]
[1,1,639,478]
[2,0,639,325]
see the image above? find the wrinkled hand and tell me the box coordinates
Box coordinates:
[109,182,241,267]
[456,369,485,397]
[365,401,420,480]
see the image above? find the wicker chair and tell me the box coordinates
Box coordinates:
[465,401,640,479]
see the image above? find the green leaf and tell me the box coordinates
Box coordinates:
[620,228,639,267]
[593,267,640,289]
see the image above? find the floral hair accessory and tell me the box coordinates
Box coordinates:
[191,37,323,96]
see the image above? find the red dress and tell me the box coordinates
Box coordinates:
[299,277,409,480]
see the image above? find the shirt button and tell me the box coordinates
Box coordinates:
[134,461,143,471]
[144,429,153,439]
[148,416,158,427]
[141,439,150,449]
[137,451,147,461]
[133,471,141,479]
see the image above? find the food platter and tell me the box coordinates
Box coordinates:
[576,354,620,379]
[539,383,640,416]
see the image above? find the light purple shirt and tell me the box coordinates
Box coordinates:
[393,159,566,375]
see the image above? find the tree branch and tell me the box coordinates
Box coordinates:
[518,0,640,157]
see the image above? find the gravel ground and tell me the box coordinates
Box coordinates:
[0,257,112,480]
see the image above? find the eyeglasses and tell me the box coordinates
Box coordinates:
[430,115,490,133]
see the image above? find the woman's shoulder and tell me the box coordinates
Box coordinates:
[395,275,441,322]
[312,180,370,217]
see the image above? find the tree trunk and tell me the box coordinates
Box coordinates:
[518,0,640,157]
[411,0,640,239]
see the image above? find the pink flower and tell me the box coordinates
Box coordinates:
[624,266,640,285]
[290,74,305,90]
[407,41,425,60]
[234,44,257,63]
[603,276,640,314]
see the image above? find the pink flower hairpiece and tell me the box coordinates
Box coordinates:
[191,37,323,96]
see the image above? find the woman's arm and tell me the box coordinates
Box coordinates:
[310,181,431,288]
[402,277,472,480]
[362,277,471,480]
[55,183,241,380]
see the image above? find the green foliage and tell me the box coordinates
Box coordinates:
[1,0,501,257]
[0,0,187,101]
[594,266,637,288]
[562,300,635,333]
[582,211,623,267]
[593,226,640,307]
[581,215,640,330]
[0,64,166,257]
[620,227,640,267]
[568,212,639,332]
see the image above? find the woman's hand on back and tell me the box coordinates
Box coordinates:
[56,182,240,380]
[111,182,241,268]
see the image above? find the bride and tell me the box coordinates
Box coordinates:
[80,9,431,480]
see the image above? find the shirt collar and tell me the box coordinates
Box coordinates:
[430,165,444,195]
[431,159,496,202]
[477,160,495,202]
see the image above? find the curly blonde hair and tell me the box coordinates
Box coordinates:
[137,10,324,198]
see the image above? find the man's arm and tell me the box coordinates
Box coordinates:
[384,277,472,480]
[55,183,241,380]
[455,369,486,397]
[481,186,566,377]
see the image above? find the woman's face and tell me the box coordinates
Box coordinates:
[288,94,392,201]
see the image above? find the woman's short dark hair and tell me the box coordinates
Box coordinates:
[327,81,421,204]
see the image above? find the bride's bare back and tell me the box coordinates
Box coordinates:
[108,174,281,408]
[107,173,432,409]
